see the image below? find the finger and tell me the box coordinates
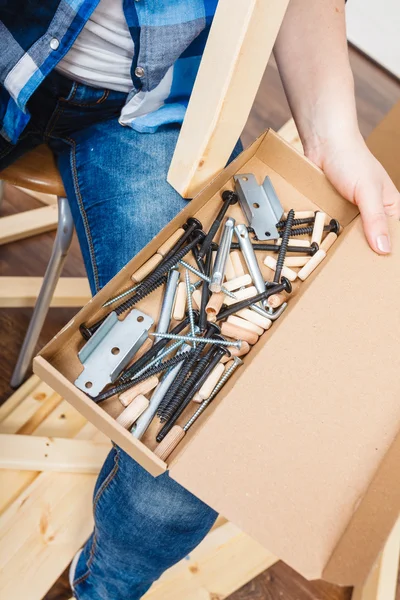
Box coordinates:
[356,184,391,255]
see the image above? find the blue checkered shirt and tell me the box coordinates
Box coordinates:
[0,0,218,144]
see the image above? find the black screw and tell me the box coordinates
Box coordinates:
[216,278,292,321]
[274,209,295,283]
[156,339,230,441]
[198,190,238,259]
[199,242,218,332]
[281,218,341,238]
[277,215,316,229]
[230,241,318,256]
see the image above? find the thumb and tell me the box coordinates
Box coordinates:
[356,183,391,255]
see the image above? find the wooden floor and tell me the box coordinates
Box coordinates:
[1,46,399,600]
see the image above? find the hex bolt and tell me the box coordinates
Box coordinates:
[154,357,243,461]
[198,190,238,259]
[210,217,236,293]
[216,278,292,321]
[274,209,295,283]
[179,259,236,299]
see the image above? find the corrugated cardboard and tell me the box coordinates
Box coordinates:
[34,108,400,586]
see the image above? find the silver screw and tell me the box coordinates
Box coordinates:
[184,357,243,431]
[131,339,185,380]
[103,283,141,308]
[150,331,242,349]
[179,260,237,299]
[185,269,197,344]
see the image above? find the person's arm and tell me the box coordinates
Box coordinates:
[274,0,400,254]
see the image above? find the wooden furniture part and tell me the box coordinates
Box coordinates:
[0,277,91,308]
[168,0,291,198]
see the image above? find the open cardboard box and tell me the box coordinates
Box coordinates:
[34,120,400,586]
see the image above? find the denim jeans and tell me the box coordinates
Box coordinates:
[0,72,242,599]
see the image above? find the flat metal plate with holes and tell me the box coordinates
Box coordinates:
[75,309,154,397]
[234,173,284,240]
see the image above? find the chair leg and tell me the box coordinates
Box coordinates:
[0,180,4,212]
[10,197,74,388]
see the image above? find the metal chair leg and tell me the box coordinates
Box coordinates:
[0,180,4,212]
[10,196,74,388]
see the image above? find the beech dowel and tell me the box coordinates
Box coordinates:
[224,286,257,306]
[119,375,159,407]
[131,254,163,282]
[264,256,298,282]
[320,232,338,252]
[284,210,315,219]
[221,321,259,345]
[311,211,326,246]
[223,274,252,292]
[206,292,225,316]
[173,281,187,321]
[225,254,236,280]
[221,341,251,363]
[267,292,286,309]
[230,251,246,277]
[196,363,225,402]
[284,256,310,268]
[227,315,264,336]
[154,425,185,461]
[192,289,203,309]
[157,228,185,257]
[236,308,272,330]
[298,249,326,281]
[116,394,150,429]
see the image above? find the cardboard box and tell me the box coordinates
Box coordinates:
[34,122,400,586]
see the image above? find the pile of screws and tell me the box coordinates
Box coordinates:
[76,184,341,462]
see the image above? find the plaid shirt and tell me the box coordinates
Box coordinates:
[0,0,218,144]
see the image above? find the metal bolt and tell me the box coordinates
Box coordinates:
[274,209,294,283]
[198,190,238,259]
[185,269,197,343]
[156,267,180,335]
[150,331,242,349]
[199,242,216,332]
[210,217,236,293]
[183,357,243,432]
[179,260,236,299]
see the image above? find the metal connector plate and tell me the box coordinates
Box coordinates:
[75,309,154,397]
[234,173,284,240]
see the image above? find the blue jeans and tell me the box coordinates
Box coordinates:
[0,72,242,599]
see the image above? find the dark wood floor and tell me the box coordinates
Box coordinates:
[1,46,399,600]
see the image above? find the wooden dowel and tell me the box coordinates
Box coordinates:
[119,376,159,407]
[154,425,185,461]
[173,281,187,321]
[223,274,252,292]
[320,232,338,252]
[224,286,257,306]
[230,251,246,277]
[221,341,251,363]
[264,256,298,282]
[206,292,225,317]
[221,321,259,345]
[116,395,149,429]
[284,256,310,268]
[227,315,264,336]
[267,292,286,309]
[192,289,203,309]
[195,363,226,402]
[311,211,326,246]
[157,228,185,257]
[297,249,326,281]
[235,308,272,330]
[131,254,163,282]
[225,254,236,280]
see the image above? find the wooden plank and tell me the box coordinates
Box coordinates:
[0,434,110,473]
[352,518,400,600]
[0,204,58,245]
[168,0,290,198]
[277,118,304,153]
[0,375,40,423]
[0,277,91,308]
[143,522,277,600]
[16,186,57,206]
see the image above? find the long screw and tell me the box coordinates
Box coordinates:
[274,209,295,283]
[179,260,236,299]
[150,331,242,349]
[277,216,315,228]
[157,343,230,439]
[230,242,318,256]
[161,217,203,265]
[198,190,238,259]
[128,339,184,381]
[103,283,141,308]
[199,243,215,332]
[120,314,195,382]
[280,219,340,238]
[185,269,196,344]
[216,278,292,321]
[93,349,196,404]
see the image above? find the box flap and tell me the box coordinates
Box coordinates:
[367,101,400,190]
[170,217,400,581]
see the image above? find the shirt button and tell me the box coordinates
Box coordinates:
[135,66,145,78]
[50,38,60,50]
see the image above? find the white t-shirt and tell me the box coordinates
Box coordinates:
[56,0,134,93]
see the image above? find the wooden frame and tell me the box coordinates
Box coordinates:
[0,277,91,308]
[0,204,58,245]
[168,0,290,198]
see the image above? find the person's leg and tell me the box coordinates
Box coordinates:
[50,118,218,599]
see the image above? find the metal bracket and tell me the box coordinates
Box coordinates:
[75,309,154,397]
[234,173,284,240]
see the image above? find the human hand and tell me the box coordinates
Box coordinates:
[305,134,400,254]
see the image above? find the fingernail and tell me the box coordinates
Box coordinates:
[376,235,391,254]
